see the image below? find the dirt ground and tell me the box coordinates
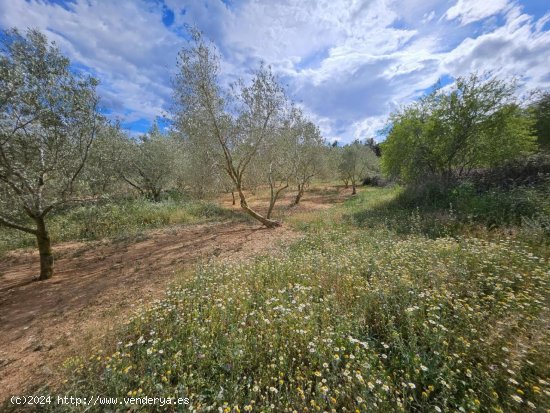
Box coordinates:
[0,186,349,403]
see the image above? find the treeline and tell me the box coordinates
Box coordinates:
[0,29,379,279]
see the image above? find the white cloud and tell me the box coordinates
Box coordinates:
[445,0,511,25]
[0,0,549,143]
[0,0,181,125]
[441,4,550,91]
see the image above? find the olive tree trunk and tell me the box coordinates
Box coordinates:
[237,186,280,228]
[293,184,305,206]
[35,216,54,280]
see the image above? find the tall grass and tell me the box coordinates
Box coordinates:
[0,198,240,254]
[342,180,550,249]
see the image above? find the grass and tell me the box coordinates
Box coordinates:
[0,197,243,254]
[43,229,549,412]
[320,180,550,256]
[346,182,549,233]
[34,181,549,412]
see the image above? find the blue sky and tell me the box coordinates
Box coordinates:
[1,0,549,142]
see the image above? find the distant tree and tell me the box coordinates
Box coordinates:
[288,111,325,205]
[172,30,290,227]
[531,91,550,151]
[338,141,379,195]
[365,137,381,157]
[83,121,127,197]
[0,28,101,280]
[322,144,348,187]
[261,128,292,219]
[175,133,218,199]
[118,123,178,202]
[382,73,536,183]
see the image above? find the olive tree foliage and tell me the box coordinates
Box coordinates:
[338,141,380,195]
[0,28,102,280]
[172,31,290,227]
[321,144,349,187]
[172,128,224,199]
[82,121,128,197]
[117,122,178,202]
[382,73,537,184]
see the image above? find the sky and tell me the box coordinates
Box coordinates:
[0,0,549,143]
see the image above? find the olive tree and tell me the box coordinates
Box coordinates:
[173,31,288,227]
[260,115,294,218]
[382,73,536,183]
[0,28,101,280]
[83,121,128,197]
[118,123,178,202]
[288,112,325,205]
[172,126,223,199]
[338,141,379,195]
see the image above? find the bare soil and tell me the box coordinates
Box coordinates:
[0,185,350,403]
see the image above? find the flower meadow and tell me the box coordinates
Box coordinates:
[50,229,549,412]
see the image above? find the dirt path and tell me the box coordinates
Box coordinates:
[0,185,350,403]
[0,220,299,402]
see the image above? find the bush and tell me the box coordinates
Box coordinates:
[468,153,550,191]
[362,175,389,187]
[345,177,550,244]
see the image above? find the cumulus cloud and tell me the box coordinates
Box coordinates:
[0,0,549,142]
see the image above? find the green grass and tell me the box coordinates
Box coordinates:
[43,229,549,412]
[336,181,550,255]
[0,197,242,254]
[286,181,549,254]
[12,181,549,412]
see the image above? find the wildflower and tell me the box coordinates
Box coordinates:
[511,394,523,403]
